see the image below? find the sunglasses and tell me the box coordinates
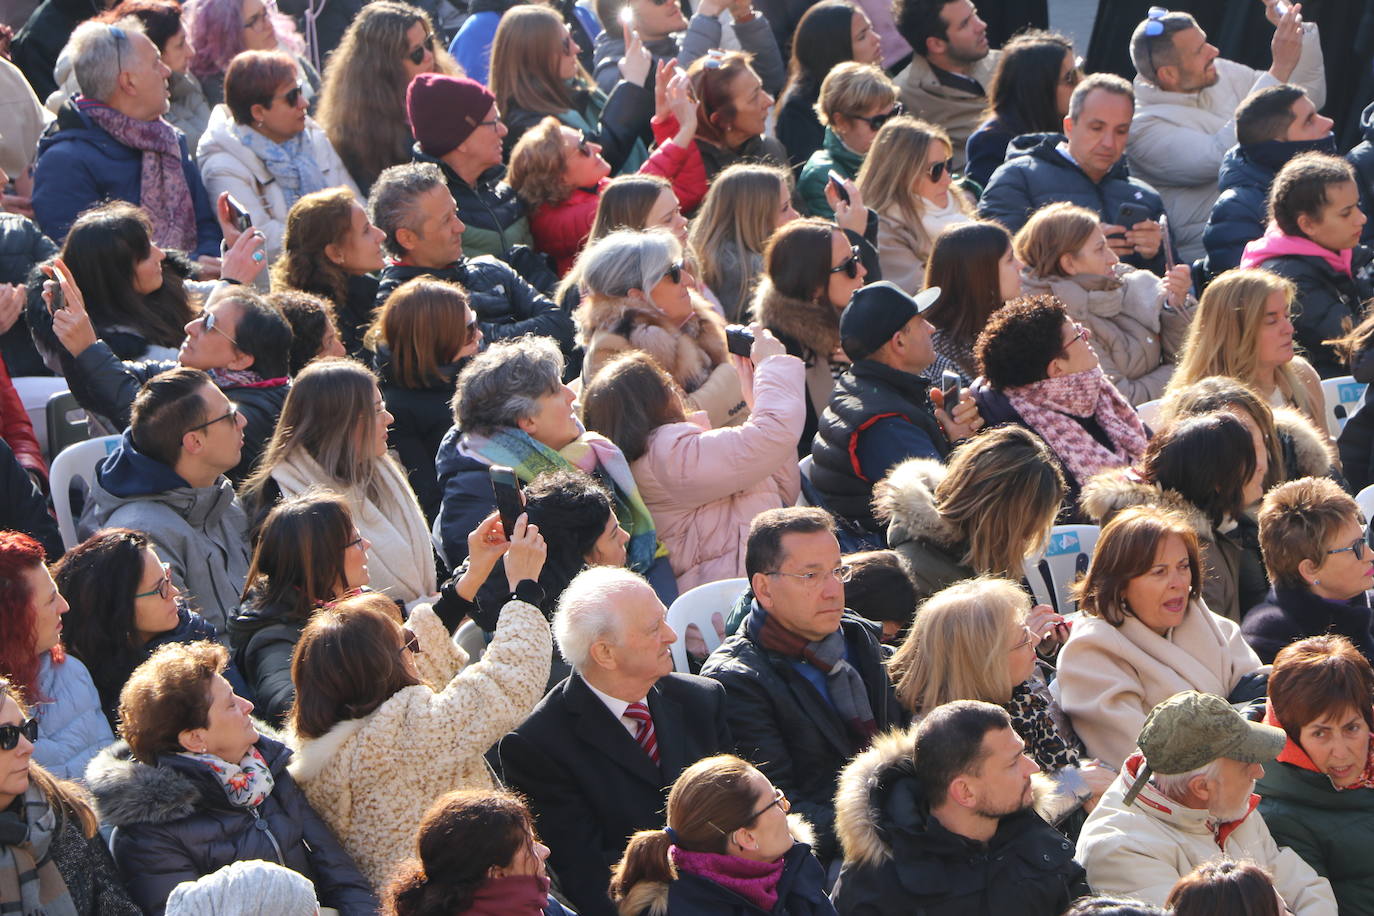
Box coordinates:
[848,102,904,132]
[134,562,174,600]
[574,132,594,157]
[202,309,240,348]
[0,716,37,752]
[185,402,240,433]
[407,32,435,65]
[109,24,127,73]
[928,156,955,182]
[1142,6,1170,78]
[400,629,422,655]
[280,84,304,107]
[661,260,684,284]
[829,245,861,279]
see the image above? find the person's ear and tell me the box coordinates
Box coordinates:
[925,35,947,59]
[1153,63,1180,92]
[177,727,206,754]
[1297,556,1322,586]
[1295,210,1321,239]
[226,347,255,371]
[588,637,618,671]
[946,774,976,809]
[514,413,538,436]
[1062,114,1074,136]
[1057,251,1078,277]
[249,102,270,125]
[395,225,420,254]
[180,429,205,457]
[324,240,345,268]
[627,286,650,303]
[1187,772,1213,803]
[751,570,774,608]
[1045,356,1066,379]
[730,825,757,853]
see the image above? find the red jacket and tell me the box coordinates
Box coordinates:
[530,117,708,276]
[0,357,46,482]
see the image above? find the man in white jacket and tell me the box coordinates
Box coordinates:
[1077,691,1337,915]
[1126,0,1325,262]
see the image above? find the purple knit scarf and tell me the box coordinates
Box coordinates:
[670,846,785,912]
[77,96,197,252]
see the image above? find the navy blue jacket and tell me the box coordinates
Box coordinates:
[1242,586,1374,667]
[1348,101,1374,246]
[978,133,1168,273]
[433,425,493,570]
[33,101,221,257]
[1204,135,1337,276]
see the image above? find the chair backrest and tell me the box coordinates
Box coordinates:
[1321,376,1368,437]
[1136,398,1164,430]
[1357,484,1374,526]
[51,436,121,550]
[667,577,748,672]
[797,455,815,507]
[45,390,91,460]
[1023,525,1100,615]
[454,619,487,663]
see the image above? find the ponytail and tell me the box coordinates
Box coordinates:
[609,829,675,905]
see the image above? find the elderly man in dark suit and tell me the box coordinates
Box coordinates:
[495,566,731,916]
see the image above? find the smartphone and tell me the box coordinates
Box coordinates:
[827,171,850,205]
[489,465,525,539]
[225,194,252,234]
[940,370,960,410]
[42,267,63,311]
[1115,202,1152,231]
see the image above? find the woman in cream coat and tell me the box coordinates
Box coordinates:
[1057,504,1265,768]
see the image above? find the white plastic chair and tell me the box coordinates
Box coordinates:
[797,455,815,507]
[50,435,120,550]
[1023,525,1100,615]
[1136,398,1164,430]
[454,619,486,663]
[1321,375,1368,437]
[667,577,748,672]
[1357,484,1374,526]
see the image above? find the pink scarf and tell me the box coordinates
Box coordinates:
[1005,366,1149,485]
[1240,224,1353,277]
[670,846,786,912]
[77,97,197,252]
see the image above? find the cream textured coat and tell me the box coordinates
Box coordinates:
[631,353,804,591]
[1021,265,1192,406]
[287,599,551,890]
[893,51,1001,172]
[1076,753,1336,915]
[1056,600,1263,768]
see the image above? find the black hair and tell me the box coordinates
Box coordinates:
[894,0,957,56]
[1235,84,1305,147]
[222,289,293,379]
[779,0,857,102]
[912,700,1012,806]
[984,30,1074,135]
[1145,412,1258,527]
[975,294,1069,389]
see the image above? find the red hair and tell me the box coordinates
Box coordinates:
[0,531,49,697]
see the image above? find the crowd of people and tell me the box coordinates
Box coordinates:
[1,0,1374,912]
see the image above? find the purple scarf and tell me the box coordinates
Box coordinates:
[463,875,550,915]
[670,846,785,912]
[77,96,197,252]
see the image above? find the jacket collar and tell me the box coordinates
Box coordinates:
[849,358,934,403]
[561,672,677,787]
[750,278,840,359]
[1116,752,1260,847]
[821,127,864,174]
[1016,132,1135,185]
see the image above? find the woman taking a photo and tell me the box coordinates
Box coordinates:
[686,50,787,181]
[797,63,898,220]
[609,754,831,916]
[197,49,359,267]
[1056,504,1267,767]
[576,229,744,428]
[922,220,1021,385]
[271,187,387,355]
[316,1,459,193]
[887,576,1114,829]
[86,642,377,914]
[53,527,240,729]
[490,5,653,172]
[1257,635,1374,914]
[1016,202,1194,405]
[242,358,437,608]
[0,678,139,915]
[857,116,974,294]
[750,216,868,453]
[872,425,1065,606]
[227,491,373,723]
[0,532,113,782]
[582,344,804,591]
[289,517,551,889]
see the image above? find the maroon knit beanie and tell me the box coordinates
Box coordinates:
[406,73,497,157]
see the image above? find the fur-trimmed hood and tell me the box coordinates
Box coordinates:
[835,729,917,870]
[871,457,958,551]
[1274,405,1337,478]
[1078,466,1213,537]
[576,291,729,391]
[749,276,841,360]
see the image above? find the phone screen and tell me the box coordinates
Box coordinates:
[489,466,525,539]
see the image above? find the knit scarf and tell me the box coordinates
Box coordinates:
[458,427,660,574]
[1004,366,1149,486]
[206,367,288,390]
[77,96,197,252]
[0,786,77,916]
[235,126,328,209]
[178,746,275,808]
[745,603,876,749]
[670,845,785,912]
[463,875,551,915]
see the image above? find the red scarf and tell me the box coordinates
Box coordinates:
[462,875,550,916]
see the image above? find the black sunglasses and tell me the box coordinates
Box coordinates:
[829,245,861,279]
[281,84,303,107]
[848,102,904,132]
[0,716,37,751]
[400,629,422,655]
[575,132,594,157]
[662,260,684,284]
[407,32,435,65]
[928,156,955,182]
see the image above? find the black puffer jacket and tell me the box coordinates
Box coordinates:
[1348,100,1374,246]
[86,736,377,916]
[1242,586,1374,666]
[1251,245,1374,379]
[371,344,459,523]
[831,730,1089,916]
[226,589,303,726]
[0,214,56,377]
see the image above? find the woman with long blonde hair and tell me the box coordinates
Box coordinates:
[316,1,459,193]
[857,115,974,293]
[886,577,1114,827]
[686,163,798,321]
[1168,268,1326,434]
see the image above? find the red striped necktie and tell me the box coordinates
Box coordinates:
[625,701,660,765]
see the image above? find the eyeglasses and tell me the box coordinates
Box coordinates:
[1060,321,1089,356]
[1062,56,1085,87]
[202,309,240,348]
[847,101,904,132]
[134,562,174,600]
[346,531,366,551]
[242,3,273,31]
[279,84,304,107]
[765,564,853,589]
[661,260,684,285]
[109,25,126,74]
[407,32,435,65]
[185,402,240,433]
[0,716,37,751]
[400,629,422,656]
[829,246,861,279]
[1010,624,1039,652]
[745,787,789,822]
[1326,534,1372,561]
[928,156,955,182]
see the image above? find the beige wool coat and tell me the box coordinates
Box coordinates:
[287,599,551,890]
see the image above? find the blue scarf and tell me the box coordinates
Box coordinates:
[236,126,328,208]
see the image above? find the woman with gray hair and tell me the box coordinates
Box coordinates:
[434,334,675,603]
[573,228,746,429]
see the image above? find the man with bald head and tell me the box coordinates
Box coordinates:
[496,567,731,916]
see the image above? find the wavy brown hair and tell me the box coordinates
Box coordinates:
[507,116,574,210]
[271,187,359,308]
